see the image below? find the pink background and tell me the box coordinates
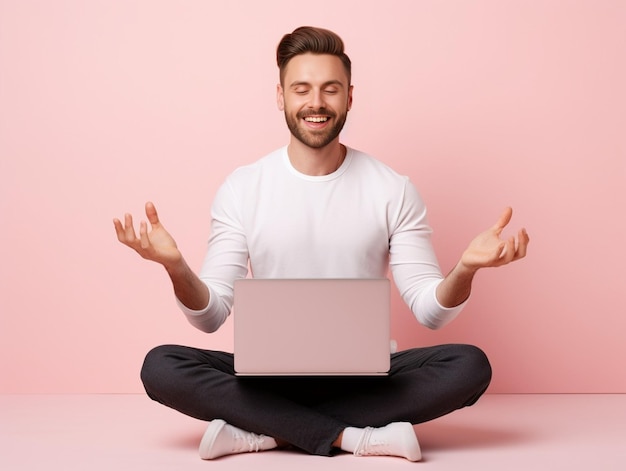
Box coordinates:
[1,0,624,394]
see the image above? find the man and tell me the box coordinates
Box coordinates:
[114,26,529,461]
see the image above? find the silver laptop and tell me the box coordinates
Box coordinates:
[233,278,391,376]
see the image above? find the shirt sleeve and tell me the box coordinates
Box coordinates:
[389,179,467,329]
[177,178,249,333]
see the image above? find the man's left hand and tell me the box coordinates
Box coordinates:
[460,207,529,271]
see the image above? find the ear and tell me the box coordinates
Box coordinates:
[277,83,285,111]
[347,84,354,111]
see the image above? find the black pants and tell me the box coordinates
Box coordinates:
[141,343,492,456]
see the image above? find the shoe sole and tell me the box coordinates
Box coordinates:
[199,419,227,460]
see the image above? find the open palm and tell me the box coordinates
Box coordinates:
[113,202,182,267]
[461,207,529,270]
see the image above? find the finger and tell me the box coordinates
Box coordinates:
[145,201,160,227]
[113,218,125,241]
[139,220,151,250]
[504,236,517,264]
[515,228,530,260]
[492,207,513,233]
[123,213,138,241]
[492,239,515,267]
[492,241,507,265]
[494,237,515,266]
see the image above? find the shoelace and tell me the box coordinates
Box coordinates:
[238,431,266,453]
[354,426,380,456]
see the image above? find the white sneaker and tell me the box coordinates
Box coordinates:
[199,419,277,460]
[354,422,422,461]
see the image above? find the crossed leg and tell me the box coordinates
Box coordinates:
[140,343,492,457]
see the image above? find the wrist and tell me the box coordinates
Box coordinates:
[163,256,188,277]
[456,260,480,278]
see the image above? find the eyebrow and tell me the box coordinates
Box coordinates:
[289,80,345,89]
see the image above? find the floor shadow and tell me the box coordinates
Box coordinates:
[155,419,537,454]
[415,421,536,452]
[157,430,204,451]
[157,430,312,456]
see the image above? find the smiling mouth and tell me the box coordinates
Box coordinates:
[304,116,329,123]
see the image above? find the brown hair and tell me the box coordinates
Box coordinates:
[276,26,352,85]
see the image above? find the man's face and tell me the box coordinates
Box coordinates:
[277,53,353,149]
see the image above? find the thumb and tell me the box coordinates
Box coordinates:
[492,207,513,233]
[145,201,161,227]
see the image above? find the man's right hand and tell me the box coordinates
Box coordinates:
[113,201,183,268]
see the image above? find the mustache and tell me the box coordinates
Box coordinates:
[297,108,337,119]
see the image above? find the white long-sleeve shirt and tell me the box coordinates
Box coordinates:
[178,146,466,332]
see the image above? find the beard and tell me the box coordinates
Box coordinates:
[284,107,348,149]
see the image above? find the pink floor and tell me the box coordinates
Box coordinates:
[1,394,625,470]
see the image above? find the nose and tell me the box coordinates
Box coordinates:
[308,89,325,109]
